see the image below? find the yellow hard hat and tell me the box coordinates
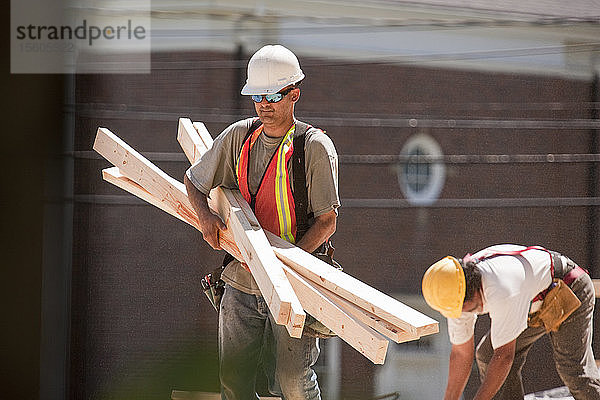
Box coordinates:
[422,256,466,319]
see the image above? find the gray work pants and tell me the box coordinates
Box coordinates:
[218,284,321,400]
[476,273,600,400]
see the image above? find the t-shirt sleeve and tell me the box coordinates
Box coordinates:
[304,129,340,217]
[447,312,477,345]
[185,119,251,195]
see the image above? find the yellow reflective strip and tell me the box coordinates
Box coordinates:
[276,132,292,241]
[235,149,242,180]
[275,126,295,242]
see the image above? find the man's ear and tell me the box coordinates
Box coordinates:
[291,88,301,102]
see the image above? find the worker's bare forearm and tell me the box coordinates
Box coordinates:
[184,174,225,249]
[473,340,516,400]
[444,338,474,400]
[184,175,213,221]
[295,209,336,253]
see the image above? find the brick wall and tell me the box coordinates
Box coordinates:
[71,50,599,398]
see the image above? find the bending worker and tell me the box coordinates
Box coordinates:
[184,44,339,399]
[422,244,600,400]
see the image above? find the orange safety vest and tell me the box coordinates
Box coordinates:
[236,122,298,243]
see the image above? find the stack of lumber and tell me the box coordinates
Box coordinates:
[93,118,439,364]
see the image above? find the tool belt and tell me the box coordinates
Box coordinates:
[201,263,227,312]
[528,252,585,332]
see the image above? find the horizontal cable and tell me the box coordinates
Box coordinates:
[343,197,600,208]
[69,101,600,113]
[71,194,600,208]
[341,153,600,164]
[76,150,600,164]
[72,194,146,205]
[74,150,187,162]
[71,107,600,130]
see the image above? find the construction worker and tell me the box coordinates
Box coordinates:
[184,44,339,400]
[422,244,600,400]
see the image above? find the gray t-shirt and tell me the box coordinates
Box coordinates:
[186,117,340,294]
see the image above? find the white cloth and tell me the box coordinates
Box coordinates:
[448,244,554,349]
[524,386,574,399]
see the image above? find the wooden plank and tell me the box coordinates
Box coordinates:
[265,230,439,337]
[94,127,199,229]
[192,121,214,154]
[99,121,437,343]
[94,127,302,336]
[177,118,205,165]
[175,118,212,164]
[282,264,388,364]
[317,283,419,343]
[101,166,243,261]
[103,167,192,226]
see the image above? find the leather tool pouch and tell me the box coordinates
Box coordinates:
[529,279,581,332]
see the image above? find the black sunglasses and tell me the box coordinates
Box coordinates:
[251,87,295,103]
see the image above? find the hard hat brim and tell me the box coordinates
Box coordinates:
[240,71,305,95]
[440,307,463,319]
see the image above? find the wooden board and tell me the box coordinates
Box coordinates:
[283,264,388,364]
[264,230,439,337]
[192,121,214,153]
[101,166,243,261]
[94,127,199,229]
[317,283,419,343]
[177,118,205,165]
[94,127,303,336]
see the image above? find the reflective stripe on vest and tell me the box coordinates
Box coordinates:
[236,123,297,243]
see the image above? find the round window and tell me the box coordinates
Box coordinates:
[398,134,446,205]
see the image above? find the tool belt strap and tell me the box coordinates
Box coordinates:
[533,252,587,302]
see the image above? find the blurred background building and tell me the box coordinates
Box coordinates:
[4,1,600,399]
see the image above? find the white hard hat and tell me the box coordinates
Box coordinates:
[241,45,305,95]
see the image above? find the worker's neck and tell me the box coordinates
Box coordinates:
[262,116,295,138]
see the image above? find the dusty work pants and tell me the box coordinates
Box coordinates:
[219,284,321,400]
[476,273,600,400]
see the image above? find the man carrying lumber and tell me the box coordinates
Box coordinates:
[422,244,600,400]
[184,44,340,400]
